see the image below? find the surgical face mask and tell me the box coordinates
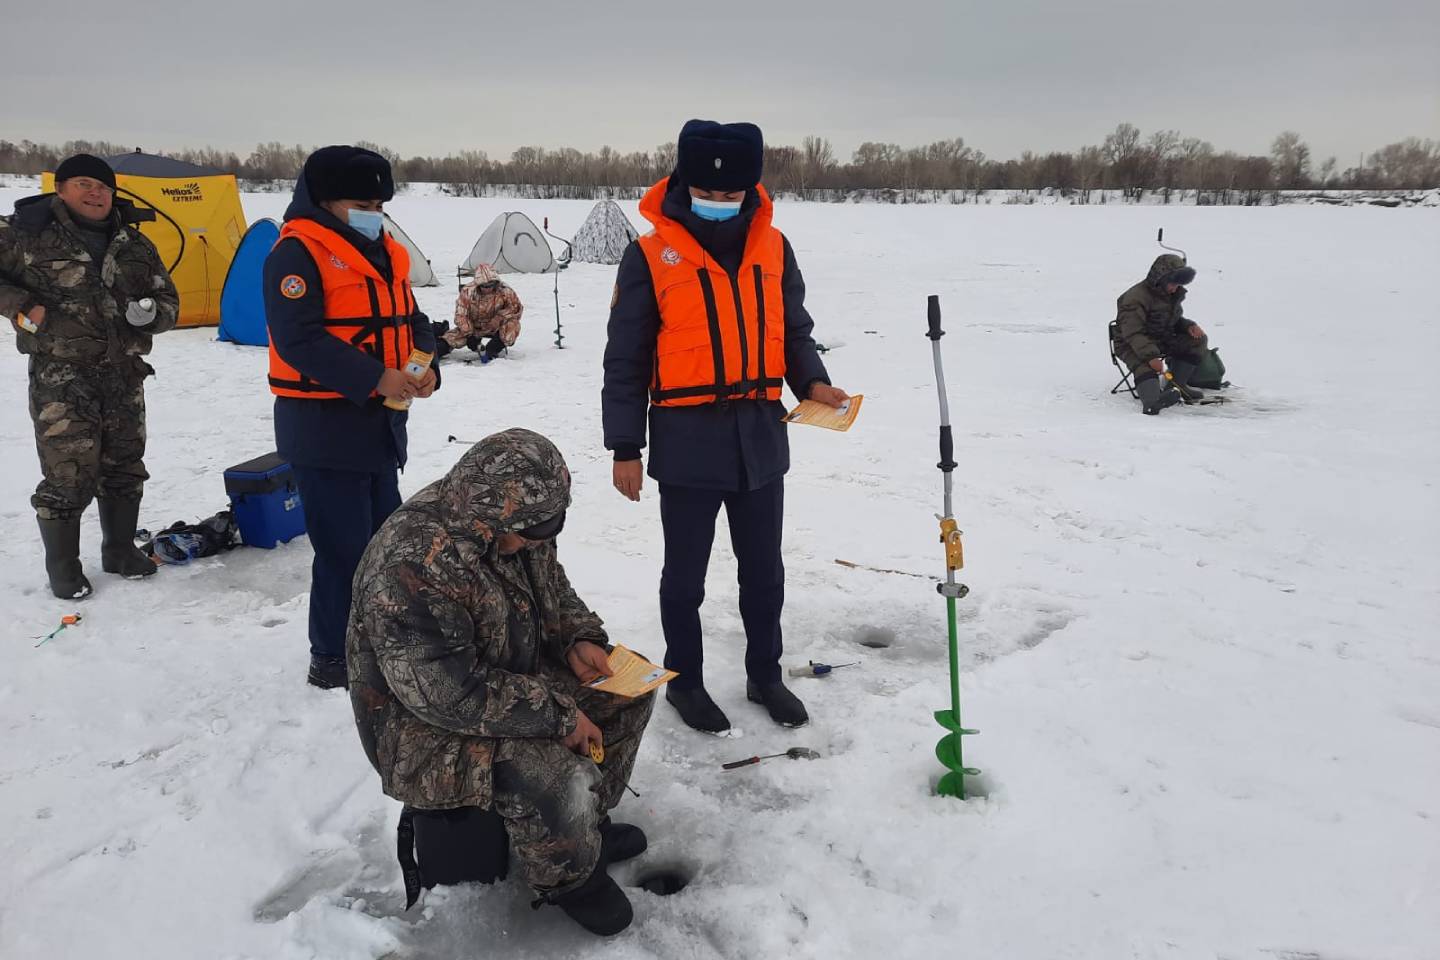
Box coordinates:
[347,208,384,240]
[691,197,743,222]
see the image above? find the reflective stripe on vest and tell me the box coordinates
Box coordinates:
[636,178,787,407]
[267,219,417,400]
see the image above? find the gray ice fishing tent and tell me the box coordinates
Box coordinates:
[459,212,559,279]
[383,214,438,287]
[571,200,639,265]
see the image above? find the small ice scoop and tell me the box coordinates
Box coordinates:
[721,747,821,770]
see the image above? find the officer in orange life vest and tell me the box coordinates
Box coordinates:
[264,146,440,690]
[602,120,849,733]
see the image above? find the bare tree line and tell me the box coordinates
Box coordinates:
[2,126,1435,203]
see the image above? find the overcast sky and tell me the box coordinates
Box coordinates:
[2,0,1436,166]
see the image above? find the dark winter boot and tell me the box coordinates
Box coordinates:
[1167,360,1206,400]
[307,655,348,690]
[1137,377,1182,416]
[37,516,92,601]
[599,816,647,865]
[540,861,634,936]
[665,685,731,733]
[98,499,157,578]
[746,679,809,728]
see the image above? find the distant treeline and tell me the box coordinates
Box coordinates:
[2,125,1436,203]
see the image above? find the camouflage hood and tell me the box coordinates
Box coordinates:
[428,428,571,541]
[1146,254,1196,291]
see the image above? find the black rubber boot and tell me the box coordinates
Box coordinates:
[665,685,731,733]
[599,816,647,865]
[542,860,634,936]
[307,655,348,690]
[98,499,157,578]
[38,516,92,601]
[1137,377,1181,416]
[746,679,809,728]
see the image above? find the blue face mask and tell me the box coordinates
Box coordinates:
[347,208,384,241]
[691,197,743,222]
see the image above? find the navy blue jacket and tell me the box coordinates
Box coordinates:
[601,179,830,492]
[264,179,436,472]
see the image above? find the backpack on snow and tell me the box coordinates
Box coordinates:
[1190,347,1228,390]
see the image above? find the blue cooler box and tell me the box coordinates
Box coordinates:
[224,452,306,548]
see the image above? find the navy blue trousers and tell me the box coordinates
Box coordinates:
[658,479,785,690]
[292,465,401,659]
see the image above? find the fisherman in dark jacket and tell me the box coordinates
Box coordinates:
[0,153,180,599]
[263,145,439,689]
[602,119,849,733]
[1113,253,1208,414]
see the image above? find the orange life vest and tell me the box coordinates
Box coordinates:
[267,219,417,400]
[636,177,786,407]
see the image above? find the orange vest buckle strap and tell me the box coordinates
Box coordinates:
[267,219,416,400]
[637,177,787,408]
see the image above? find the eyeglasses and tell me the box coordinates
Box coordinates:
[477,281,500,291]
[63,178,115,196]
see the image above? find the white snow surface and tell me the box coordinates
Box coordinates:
[2,188,1437,960]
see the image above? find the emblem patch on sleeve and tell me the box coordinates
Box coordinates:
[280,275,307,299]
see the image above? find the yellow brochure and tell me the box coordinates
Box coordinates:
[783,395,864,432]
[585,645,678,698]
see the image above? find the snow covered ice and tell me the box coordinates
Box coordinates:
[1,186,1436,959]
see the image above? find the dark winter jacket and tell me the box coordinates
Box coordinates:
[263,177,436,472]
[1114,254,1198,364]
[347,428,607,810]
[0,194,179,368]
[601,176,830,491]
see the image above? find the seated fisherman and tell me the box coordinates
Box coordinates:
[1113,253,1210,415]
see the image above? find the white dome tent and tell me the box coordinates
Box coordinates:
[382,214,438,287]
[570,200,639,265]
[459,212,560,278]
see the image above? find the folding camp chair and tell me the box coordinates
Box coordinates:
[1108,320,1138,398]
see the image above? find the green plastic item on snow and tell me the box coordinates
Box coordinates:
[1190,347,1227,390]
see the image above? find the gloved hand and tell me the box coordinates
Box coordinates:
[125,298,157,328]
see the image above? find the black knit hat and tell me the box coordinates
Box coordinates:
[303,145,394,203]
[676,120,764,191]
[54,153,116,191]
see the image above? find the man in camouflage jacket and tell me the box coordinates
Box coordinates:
[1113,253,1208,414]
[0,154,179,598]
[347,428,652,933]
[440,263,523,363]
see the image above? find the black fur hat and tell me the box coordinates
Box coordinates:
[676,120,764,191]
[303,145,394,203]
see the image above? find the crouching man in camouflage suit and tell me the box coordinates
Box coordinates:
[1113,253,1208,415]
[0,154,179,599]
[437,263,523,363]
[347,428,653,937]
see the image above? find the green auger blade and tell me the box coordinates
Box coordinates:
[935,733,981,774]
[934,709,979,735]
[936,770,967,798]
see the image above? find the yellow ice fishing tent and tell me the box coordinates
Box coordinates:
[43,151,246,328]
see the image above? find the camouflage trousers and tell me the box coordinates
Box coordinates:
[442,313,521,349]
[28,357,150,521]
[492,682,654,895]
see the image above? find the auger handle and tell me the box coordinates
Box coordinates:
[926,295,944,341]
